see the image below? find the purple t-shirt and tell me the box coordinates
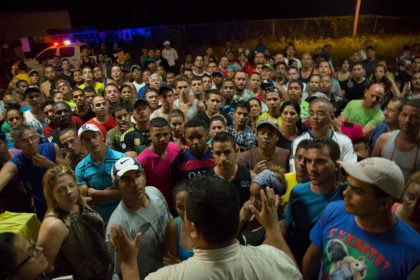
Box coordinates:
[136,142,180,206]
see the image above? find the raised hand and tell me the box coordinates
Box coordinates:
[249,187,279,231]
[108,224,141,264]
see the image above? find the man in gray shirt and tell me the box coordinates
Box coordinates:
[106,157,172,279]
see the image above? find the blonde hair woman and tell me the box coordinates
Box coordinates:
[37,165,113,279]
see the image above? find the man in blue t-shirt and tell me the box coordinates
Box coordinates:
[303,157,420,280]
[170,118,215,185]
[284,138,345,265]
[0,124,63,220]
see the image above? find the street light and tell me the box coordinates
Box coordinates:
[353,0,362,36]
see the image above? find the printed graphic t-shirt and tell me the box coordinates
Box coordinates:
[310,201,420,280]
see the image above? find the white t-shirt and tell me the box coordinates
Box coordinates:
[146,241,302,280]
[290,130,357,171]
[162,48,179,67]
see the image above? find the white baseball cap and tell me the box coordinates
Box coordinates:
[111,157,143,182]
[78,124,101,139]
[339,157,405,199]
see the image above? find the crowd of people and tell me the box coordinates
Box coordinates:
[0,38,419,280]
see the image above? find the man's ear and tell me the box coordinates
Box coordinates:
[378,197,394,212]
[188,221,199,240]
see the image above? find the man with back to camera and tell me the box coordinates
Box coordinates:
[108,175,302,280]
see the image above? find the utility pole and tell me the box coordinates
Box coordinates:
[353,0,362,36]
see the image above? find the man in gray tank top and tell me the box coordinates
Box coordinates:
[372,99,420,181]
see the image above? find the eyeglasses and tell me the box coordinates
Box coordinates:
[20,135,38,144]
[10,241,39,275]
[309,111,328,117]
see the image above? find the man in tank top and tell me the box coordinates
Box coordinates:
[372,99,420,181]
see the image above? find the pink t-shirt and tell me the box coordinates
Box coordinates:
[136,142,180,207]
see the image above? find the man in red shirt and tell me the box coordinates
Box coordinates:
[86,95,117,140]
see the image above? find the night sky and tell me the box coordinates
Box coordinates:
[1,0,419,30]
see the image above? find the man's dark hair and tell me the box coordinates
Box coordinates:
[191,76,202,83]
[0,232,17,279]
[175,75,190,86]
[150,117,170,128]
[61,58,70,63]
[186,176,239,245]
[23,86,41,98]
[402,98,420,110]
[202,73,211,79]
[288,79,303,91]
[81,65,93,73]
[212,131,237,149]
[209,114,227,126]
[296,139,312,153]
[185,117,209,131]
[233,70,247,79]
[275,61,287,69]
[351,62,365,71]
[83,86,95,93]
[250,72,262,79]
[111,105,129,117]
[234,101,250,112]
[59,127,77,138]
[287,66,299,73]
[205,89,222,101]
[307,138,340,162]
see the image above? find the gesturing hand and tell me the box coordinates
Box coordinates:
[249,187,279,231]
[253,160,268,174]
[108,224,141,264]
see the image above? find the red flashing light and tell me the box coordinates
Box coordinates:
[53,42,59,46]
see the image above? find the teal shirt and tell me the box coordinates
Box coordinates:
[75,148,124,222]
[285,181,347,261]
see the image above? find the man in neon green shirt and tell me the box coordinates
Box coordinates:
[341,83,385,139]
